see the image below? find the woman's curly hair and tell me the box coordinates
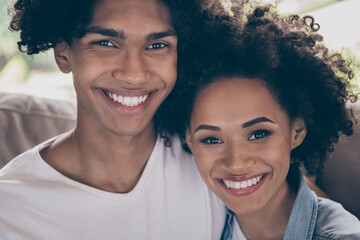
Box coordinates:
[167,3,358,175]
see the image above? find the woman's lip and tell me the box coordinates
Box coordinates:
[218,173,268,197]
[222,173,265,182]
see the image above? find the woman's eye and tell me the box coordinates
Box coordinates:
[249,130,271,141]
[93,40,115,47]
[147,42,167,50]
[200,137,223,144]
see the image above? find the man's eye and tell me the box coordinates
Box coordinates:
[147,42,167,50]
[248,130,271,141]
[200,137,223,144]
[93,40,115,47]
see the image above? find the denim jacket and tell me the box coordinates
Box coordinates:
[221,169,360,240]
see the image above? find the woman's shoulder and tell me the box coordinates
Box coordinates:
[313,197,360,239]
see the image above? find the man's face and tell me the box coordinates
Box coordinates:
[56,0,177,137]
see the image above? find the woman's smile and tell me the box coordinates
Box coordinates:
[218,173,267,197]
[186,77,298,216]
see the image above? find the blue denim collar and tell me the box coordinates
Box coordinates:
[284,169,318,240]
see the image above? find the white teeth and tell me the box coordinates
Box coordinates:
[108,92,149,107]
[124,97,131,106]
[223,175,263,190]
[132,97,141,106]
[252,178,257,185]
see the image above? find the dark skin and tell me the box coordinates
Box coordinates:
[186,77,325,239]
[41,0,178,193]
[32,0,327,199]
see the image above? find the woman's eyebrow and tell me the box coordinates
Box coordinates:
[84,26,125,39]
[194,125,221,133]
[242,117,275,128]
[193,117,274,133]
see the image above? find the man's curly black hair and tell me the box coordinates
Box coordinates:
[9,0,199,55]
[165,3,358,176]
[9,0,203,145]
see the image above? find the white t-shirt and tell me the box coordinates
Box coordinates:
[0,135,225,240]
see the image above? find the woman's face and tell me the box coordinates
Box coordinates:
[186,77,306,216]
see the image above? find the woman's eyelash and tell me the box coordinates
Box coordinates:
[200,137,223,144]
[248,129,272,141]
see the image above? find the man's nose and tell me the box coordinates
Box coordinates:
[112,50,149,85]
[222,143,256,173]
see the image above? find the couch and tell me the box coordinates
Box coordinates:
[0,92,76,166]
[0,92,359,219]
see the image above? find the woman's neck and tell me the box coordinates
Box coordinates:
[236,180,296,240]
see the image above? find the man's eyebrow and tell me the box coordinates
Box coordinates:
[146,29,177,41]
[83,26,125,40]
[242,117,275,128]
[194,125,221,133]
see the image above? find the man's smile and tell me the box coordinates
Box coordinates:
[103,90,153,107]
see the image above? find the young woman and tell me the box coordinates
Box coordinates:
[182,4,360,240]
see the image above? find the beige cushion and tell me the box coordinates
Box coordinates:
[0,93,76,167]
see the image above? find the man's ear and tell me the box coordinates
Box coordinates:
[54,40,72,73]
[290,117,307,150]
[185,128,193,153]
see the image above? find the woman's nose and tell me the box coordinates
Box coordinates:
[223,143,256,173]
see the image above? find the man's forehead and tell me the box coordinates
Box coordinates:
[91,0,171,23]
[83,0,174,38]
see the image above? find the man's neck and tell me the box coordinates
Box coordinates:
[40,120,157,193]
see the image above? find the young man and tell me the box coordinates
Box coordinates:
[0,0,225,239]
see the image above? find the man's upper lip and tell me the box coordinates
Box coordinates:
[99,88,155,96]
